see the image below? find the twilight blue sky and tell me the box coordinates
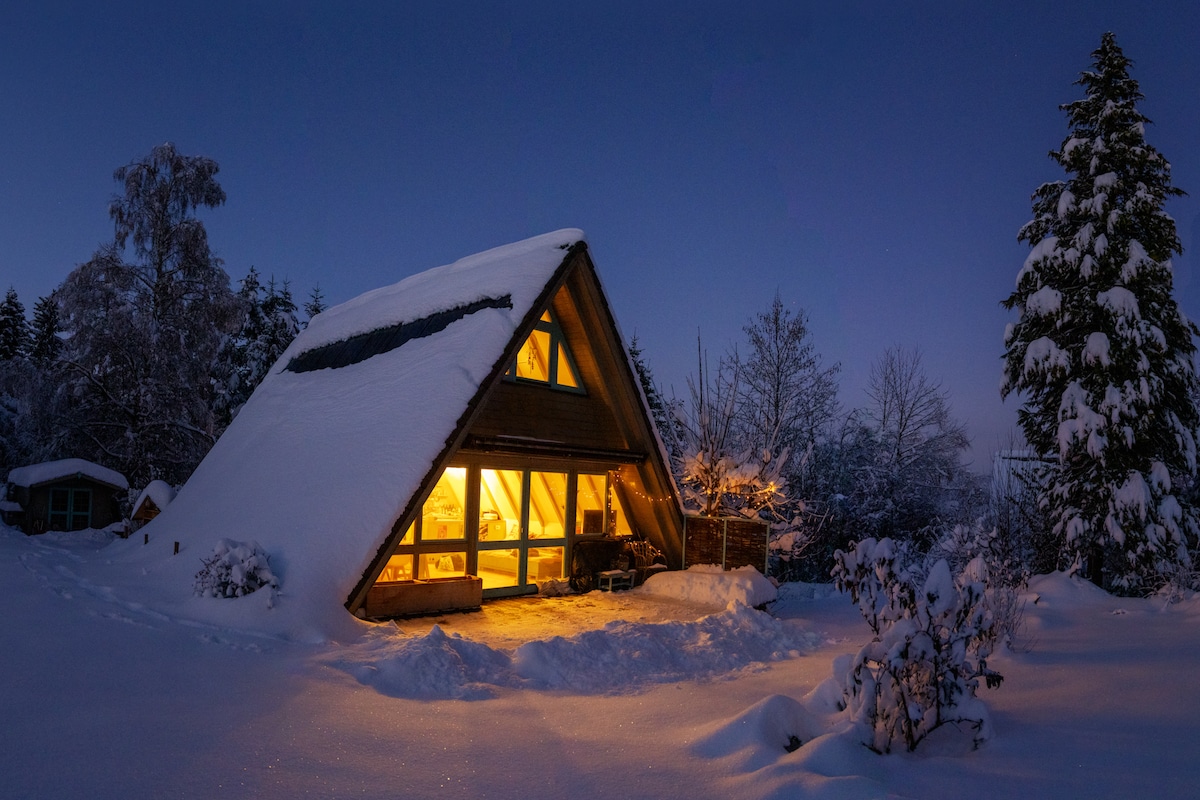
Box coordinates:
[3,2,1200,469]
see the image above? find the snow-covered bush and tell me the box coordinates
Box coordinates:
[831,537,1003,753]
[768,517,815,582]
[928,521,1027,646]
[194,539,279,601]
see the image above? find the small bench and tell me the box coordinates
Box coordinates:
[597,568,636,591]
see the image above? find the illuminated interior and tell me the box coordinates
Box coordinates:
[576,473,606,535]
[508,309,583,391]
[375,466,630,593]
[377,467,467,584]
[609,479,633,537]
[477,468,522,589]
[420,467,466,541]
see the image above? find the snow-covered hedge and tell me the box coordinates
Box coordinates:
[194,539,279,601]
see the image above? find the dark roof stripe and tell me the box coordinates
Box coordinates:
[285,294,514,373]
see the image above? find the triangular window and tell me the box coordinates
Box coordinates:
[507,310,584,393]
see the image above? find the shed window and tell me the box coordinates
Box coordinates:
[48,488,92,531]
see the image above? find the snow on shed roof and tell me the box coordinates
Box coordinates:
[137,230,586,640]
[7,458,129,491]
[132,480,177,515]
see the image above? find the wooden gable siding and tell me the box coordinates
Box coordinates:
[465,377,626,449]
[555,259,684,567]
[465,271,630,450]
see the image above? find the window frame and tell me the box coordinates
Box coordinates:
[47,487,92,532]
[504,311,586,394]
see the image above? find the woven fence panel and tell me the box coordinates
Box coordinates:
[684,516,769,573]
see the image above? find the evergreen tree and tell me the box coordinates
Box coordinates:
[214,270,300,425]
[628,333,677,455]
[0,287,30,361]
[29,294,62,367]
[303,284,326,326]
[261,277,300,364]
[1002,33,1198,593]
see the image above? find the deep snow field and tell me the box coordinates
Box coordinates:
[3,524,1198,799]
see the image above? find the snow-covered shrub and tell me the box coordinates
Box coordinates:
[831,537,1003,753]
[1157,560,1200,606]
[194,539,279,601]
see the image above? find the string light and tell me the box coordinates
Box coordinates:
[609,471,678,505]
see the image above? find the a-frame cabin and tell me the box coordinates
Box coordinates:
[348,235,683,616]
[150,230,682,622]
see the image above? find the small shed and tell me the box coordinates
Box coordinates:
[130,480,177,531]
[5,458,129,535]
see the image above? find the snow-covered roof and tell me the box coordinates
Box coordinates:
[6,458,129,491]
[139,230,587,639]
[132,480,177,516]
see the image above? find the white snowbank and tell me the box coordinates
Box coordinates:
[9,525,1200,799]
[330,601,817,700]
[639,564,778,607]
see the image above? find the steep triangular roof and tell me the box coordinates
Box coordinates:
[142,230,677,637]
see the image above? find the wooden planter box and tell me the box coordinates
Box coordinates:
[363,576,483,618]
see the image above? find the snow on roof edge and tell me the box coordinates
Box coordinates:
[7,458,129,491]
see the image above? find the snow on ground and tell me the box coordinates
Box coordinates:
[3,524,1200,799]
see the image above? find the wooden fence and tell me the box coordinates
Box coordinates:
[682,515,770,573]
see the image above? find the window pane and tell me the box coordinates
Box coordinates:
[610,483,633,537]
[379,555,413,582]
[421,467,466,540]
[477,548,520,590]
[515,329,551,382]
[479,469,522,541]
[50,490,69,513]
[555,343,579,388]
[418,552,467,580]
[526,546,564,584]
[528,472,567,539]
[576,474,606,535]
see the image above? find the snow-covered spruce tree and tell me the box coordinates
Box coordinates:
[0,288,30,361]
[215,270,300,426]
[29,294,62,367]
[303,283,326,326]
[629,333,683,462]
[1002,33,1199,594]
